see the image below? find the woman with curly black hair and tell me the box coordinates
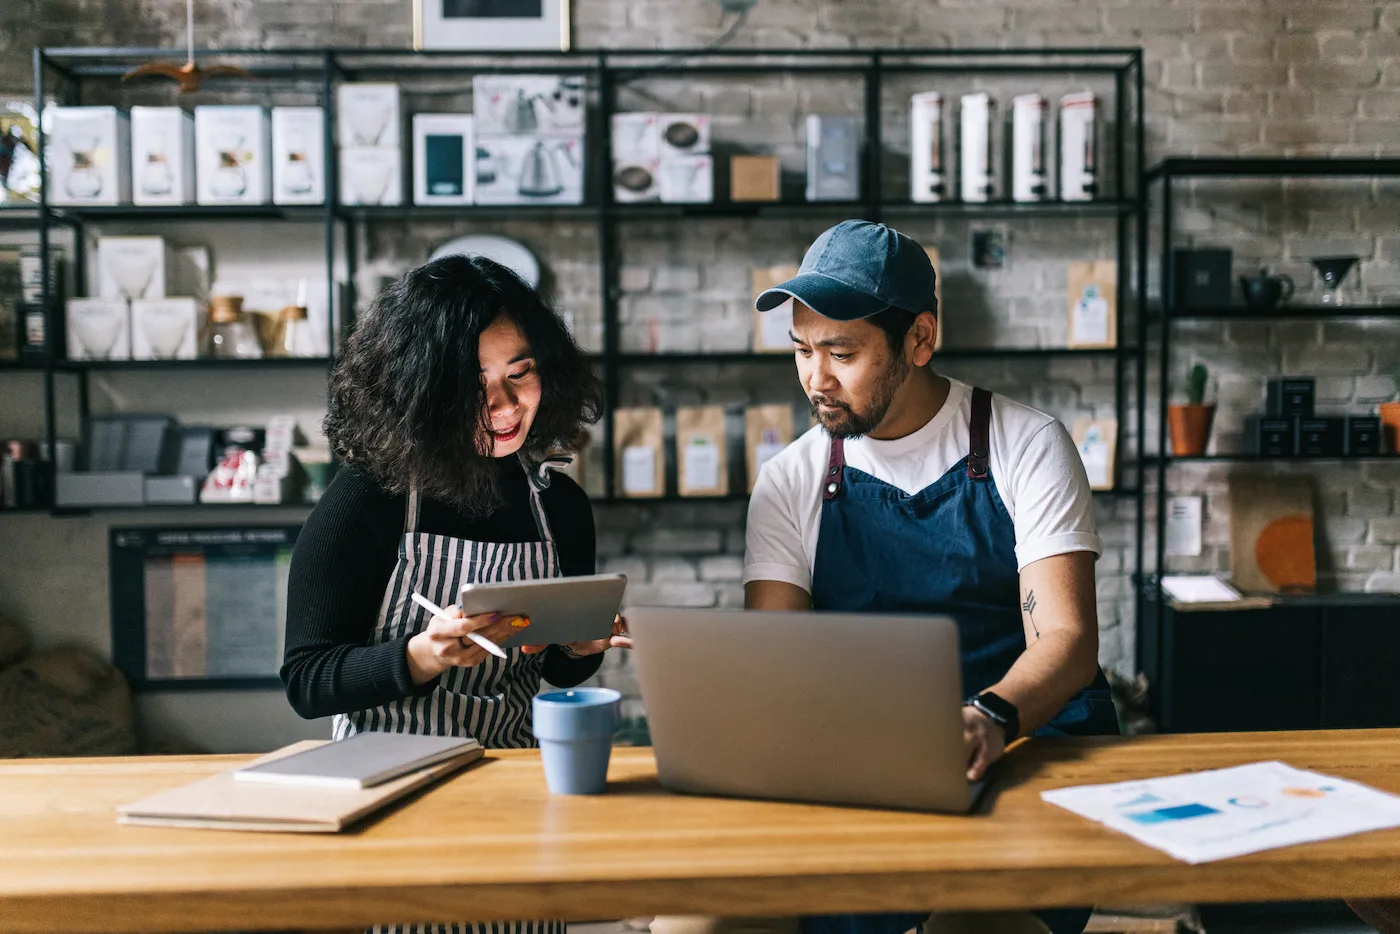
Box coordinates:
[281,254,626,763]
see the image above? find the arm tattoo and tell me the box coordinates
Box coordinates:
[1022,591,1039,638]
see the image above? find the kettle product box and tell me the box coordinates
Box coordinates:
[194,106,271,205]
[1009,93,1047,203]
[472,75,586,137]
[1060,92,1098,201]
[271,107,325,205]
[805,114,860,203]
[96,236,170,302]
[49,106,130,206]
[131,298,199,360]
[65,298,131,362]
[959,93,994,203]
[336,83,401,148]
[910,91,945,204]
[474,135,584,206]
[412,114,475,205]
[130,107,195,206]
[339,147,404,206]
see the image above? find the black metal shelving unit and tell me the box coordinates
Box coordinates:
[1139,156,1400,687]
[24,44,1146,511]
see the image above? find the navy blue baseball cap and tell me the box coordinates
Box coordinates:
[754,220,938,321]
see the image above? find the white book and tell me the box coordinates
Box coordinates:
[232,732,481,790]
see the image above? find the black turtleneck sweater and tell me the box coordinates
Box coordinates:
[280,460,601,720]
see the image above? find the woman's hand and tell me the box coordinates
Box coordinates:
[520,614,632,658]
[406,607,530,685]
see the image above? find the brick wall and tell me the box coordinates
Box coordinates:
[2,1,1399,733]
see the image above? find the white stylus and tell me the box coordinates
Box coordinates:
[410,592,509,659]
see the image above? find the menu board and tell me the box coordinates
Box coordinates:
[110,526,300,688]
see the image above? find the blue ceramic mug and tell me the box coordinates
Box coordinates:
[532,687,622,795]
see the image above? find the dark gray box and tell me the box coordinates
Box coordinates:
[143,475,199,505]
[1348,416,1383,456]
[1172,248,1233,310]
[56,471,145,507]
[1245,416,1295,456]
[1296,416,1346,457]
[1266,378,1315,418]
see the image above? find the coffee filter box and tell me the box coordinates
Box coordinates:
[50,106,130,206]
[97,236,170,302]
[337,84,401,148]
[131,298,199,360]
[66,298,130,361]
[340,147,403,206]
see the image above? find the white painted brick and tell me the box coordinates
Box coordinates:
[623,582,716,608]
[699,555,744,582]
[1324,518,1370,545]
[1357,375,1398,403]
[602,556,649,581]
[1365,572,1400,594]
[1314,377,1356,405]
[654,266,702,293]
[1348,488,1394,516]
[1370,519,1400,545]
[1347,545,1396,571]
[631,529,724,554]
[619,266,653,293]
[650,558,698,583]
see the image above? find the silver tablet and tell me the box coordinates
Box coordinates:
[457,573,627,650]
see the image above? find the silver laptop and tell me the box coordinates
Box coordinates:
[628,608,983,813]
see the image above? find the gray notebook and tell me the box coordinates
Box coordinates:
[232,732,482,790]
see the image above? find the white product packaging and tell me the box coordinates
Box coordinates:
[65,298,131,361]
[658,113,711,157]
[97,236,169,301]
[131,297,199,360]
[194,106,271,205]
[336,83,401,148]
[472,75,586,136]
[613,158,660,203]
[474,135,584,205]
[611,112,660,159]
[1060,92,1098,201]
[49,106,130,206]
[805,114,860,202]
[130,107,195,206]
[339,148,403,206]
[412,114,475,206]
[910,92,945,204]
[959,92,994,203]
[271,107,325,205]
[658,154,714,204]
[1010,93,1048,203]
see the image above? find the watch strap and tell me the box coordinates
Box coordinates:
[966,691,1019,744]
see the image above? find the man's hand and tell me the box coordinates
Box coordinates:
[962,704,1007,782]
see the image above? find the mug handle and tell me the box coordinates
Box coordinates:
[1279,274,1295,301]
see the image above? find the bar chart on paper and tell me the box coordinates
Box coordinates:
[110,526,300,685]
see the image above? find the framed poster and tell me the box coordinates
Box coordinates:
[110,525,300,690]
[415,0,570,51]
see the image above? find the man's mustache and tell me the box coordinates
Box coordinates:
[809,395,852,413]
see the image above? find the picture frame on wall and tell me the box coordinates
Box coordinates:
[414,0,570,51]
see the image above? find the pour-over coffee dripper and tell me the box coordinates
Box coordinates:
[1311,256,1358,305]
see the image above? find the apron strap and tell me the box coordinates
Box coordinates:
[967,386,992,481]
[518,454,557,544]
[405,485,422,534]
[822,436,846,500]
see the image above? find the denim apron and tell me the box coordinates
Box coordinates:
[803,388,1119,934]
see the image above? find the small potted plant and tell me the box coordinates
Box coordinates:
[1169,363,1215,456]
[1380,368,1400,454]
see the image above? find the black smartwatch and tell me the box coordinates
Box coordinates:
[965,691,1019,745]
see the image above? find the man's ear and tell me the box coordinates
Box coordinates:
[908,311,938,367]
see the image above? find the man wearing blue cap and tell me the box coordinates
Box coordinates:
[744,220,1119,934]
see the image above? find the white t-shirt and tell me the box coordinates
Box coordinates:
[743,378,1101,592]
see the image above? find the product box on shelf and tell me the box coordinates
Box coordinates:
[194,106,271,205]
[1296,416,1346,457]
[336,83,401,148]
[658,154,713,204]
[731,155,780,202]
[474,135,584,205]
[1172,248,1233,309]
[271,107,325,205]
[65,298,130,362]
[473,75,586,137]
[613,157,660,203]
[1348,416,1383,456]
[96,236,169,302]
[339,147,404,206]
[1059,92,1097,201]
[130,107,195,206]
[959,93,994,203]
[56,472,145,508]
[49,106,130,206]
[805,115,860,203]
[1009,93,1048,203]
[1265,377,1316,419]
[412,114,475,206]
[130,298,199,361]
[142,474,198,506]
[658,114,710,158]
[1245,416,1295,457]
[910,91,945,204]
[611,112,660,159]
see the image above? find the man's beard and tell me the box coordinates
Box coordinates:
[809,355,909,440]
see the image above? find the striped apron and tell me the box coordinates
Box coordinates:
[332,457,566,934]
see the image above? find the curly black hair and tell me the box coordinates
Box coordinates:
[324,254,603,515]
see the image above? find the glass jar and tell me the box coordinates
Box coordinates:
[207,296,263,359]
[279,303,316,358]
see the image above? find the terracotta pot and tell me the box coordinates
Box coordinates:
[1168,403,1215,456]
[1380,402,1400,454]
